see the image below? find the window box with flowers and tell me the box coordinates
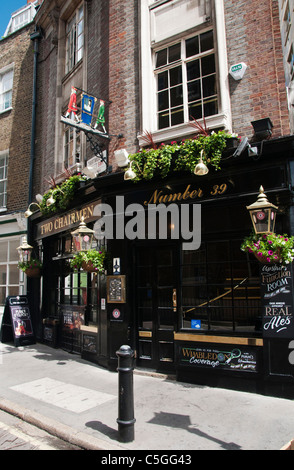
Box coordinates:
[126,129,239,182]
[241,232,294,265]
[40,174,87,216]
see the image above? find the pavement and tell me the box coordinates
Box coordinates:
[0,341,293,451]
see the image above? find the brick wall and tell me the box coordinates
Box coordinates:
[34,0,140,188]
[87,0,140,172]
[0,25,34,212]
[224,0,290,139]
[33,0,291,189]
[33,29,58,197]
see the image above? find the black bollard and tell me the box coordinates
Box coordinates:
[116,345,136,442]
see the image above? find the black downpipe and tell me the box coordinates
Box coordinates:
[28,28,42,208]
[27,28,42,340]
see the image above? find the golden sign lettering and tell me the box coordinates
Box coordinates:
[144,183,227,206]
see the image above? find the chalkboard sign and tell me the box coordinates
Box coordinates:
[0,296,35,347]
[261,264,294,338]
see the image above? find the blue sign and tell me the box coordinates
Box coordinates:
[81,94,95,125]
[191,319,201,330]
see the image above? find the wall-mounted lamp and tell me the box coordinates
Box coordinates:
[46,189,64,207]
[25,202,40,218]
[17,237,33,263]
[114,149,129,168]
[194,150,209,176]
[246,186,278,234]
[124,160,142,180]
[35,194,43,203]
[71,216,95,252]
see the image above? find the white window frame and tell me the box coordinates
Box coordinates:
[139,0,232,146]
[65,4,84,75]
[0,151,8,210]
[63,124,81,169]
[0,236,25,311]
[154,29,218,130]
[4,2,37,37]
[0,64,14,114]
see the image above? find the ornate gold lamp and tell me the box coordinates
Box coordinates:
[246,186,278,234]
[17,237,33,263]
[71,217,95,252]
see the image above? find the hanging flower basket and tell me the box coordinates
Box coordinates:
[241,232,294,265]
[81,261,97,272]
[252,248,282,265]
[70,249,106,274]
[25,267,42,278]
[18,258,43,277]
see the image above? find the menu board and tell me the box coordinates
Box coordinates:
[107,275,126,303]
[0,296,35,347]
[261,264,294,338]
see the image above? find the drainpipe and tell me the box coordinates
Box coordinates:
[29,27,42,206]
[26,27,42,340]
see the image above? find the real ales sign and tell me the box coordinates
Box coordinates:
[261,264,294,338]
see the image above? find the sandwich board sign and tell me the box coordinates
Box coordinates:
[0,296,35,347]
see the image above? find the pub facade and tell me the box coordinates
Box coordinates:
[19,0,294,398]
[28,133,294,399]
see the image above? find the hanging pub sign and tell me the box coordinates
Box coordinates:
[81,93,96,126]
[0,296,35,347]
[261,264,294,338]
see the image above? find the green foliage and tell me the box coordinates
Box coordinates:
[18,258,43,272]
[40,175,86,216]
[127,131,234,182]
[70,249,106,273]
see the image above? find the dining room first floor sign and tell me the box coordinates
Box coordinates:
[261,264,294,338]
[0,296,35,347]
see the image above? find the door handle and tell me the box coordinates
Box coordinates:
[172,288,177,312]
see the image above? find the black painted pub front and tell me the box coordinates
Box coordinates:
[28,135,294,399]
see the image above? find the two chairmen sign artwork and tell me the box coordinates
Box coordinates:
[64,86,107,134]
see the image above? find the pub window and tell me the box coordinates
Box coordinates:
[155,29,218,129]
[65,4,84,74]
[53,233,101,326]
[181,239,261,333]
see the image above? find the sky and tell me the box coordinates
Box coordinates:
[0,0,28,37]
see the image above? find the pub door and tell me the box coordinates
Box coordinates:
[135,244,179,371]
